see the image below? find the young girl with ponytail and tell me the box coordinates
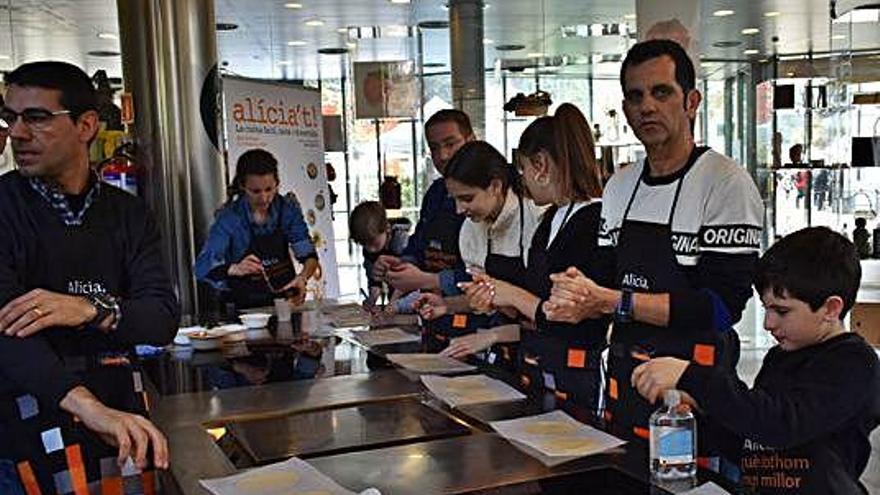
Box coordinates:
[449,104,612,420]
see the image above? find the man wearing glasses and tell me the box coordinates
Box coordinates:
[0,61,177,494]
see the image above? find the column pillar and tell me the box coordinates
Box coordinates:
[448,0,485,137]
[117,0,225,321]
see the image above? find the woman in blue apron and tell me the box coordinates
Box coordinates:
[195,149,319,310]
[423,141,544,370]
[455,105,611,420]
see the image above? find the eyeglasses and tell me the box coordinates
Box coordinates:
[0,107,72,133]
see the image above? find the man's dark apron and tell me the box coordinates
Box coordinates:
[0,209,159,494]
[227,210,297,309]
[605,156,738,467]
[519,203,605,421]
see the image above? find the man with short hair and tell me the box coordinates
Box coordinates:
[373,109,475,295]
[0,61,177,493]
[545,39,764,466]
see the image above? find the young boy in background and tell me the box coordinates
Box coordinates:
[349,201,413,313]
[633,226,880,494]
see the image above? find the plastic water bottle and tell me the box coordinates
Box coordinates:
[649,390,697,481]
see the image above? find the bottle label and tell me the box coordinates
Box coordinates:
[656,426,694,464]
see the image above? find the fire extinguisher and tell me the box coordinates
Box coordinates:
[98,140,138,196]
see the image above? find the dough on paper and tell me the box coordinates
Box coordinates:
[537,437,598,453]
[234,470,299,491]
[523,421,578,436]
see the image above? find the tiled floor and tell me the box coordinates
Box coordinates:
[736,346,880,494]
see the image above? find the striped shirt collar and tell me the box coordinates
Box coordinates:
[28,172,101,226]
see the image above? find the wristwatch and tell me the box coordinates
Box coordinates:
[87,293,120,330]
[615,288,634,324]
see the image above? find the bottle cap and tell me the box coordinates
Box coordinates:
[663,389,681,407]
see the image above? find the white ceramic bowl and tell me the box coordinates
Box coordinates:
[239,312,272,329]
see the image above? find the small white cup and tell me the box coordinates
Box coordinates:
[274,298,292,322]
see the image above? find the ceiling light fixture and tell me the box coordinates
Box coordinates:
[624,13,636,20]
[287,40,308,46]
[97,32,118,40]
[483,38,494,44]
[390,0,410,3]
[284,3,303,8]
[277,60,294,66]
[713,9,735,17]
[741,27,760,35]
[831,34,847,40]
[0,55,11,60]
[527,52,545,58]
[305,19,325,27]
[764,11,780,17]
[744,49,759,55]
[337,27,348,33]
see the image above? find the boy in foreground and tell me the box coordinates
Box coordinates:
[632,227,879,494]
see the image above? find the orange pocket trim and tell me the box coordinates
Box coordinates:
[101,478,124,495]
[142,470,157,495]
[608,378,619,400]
[64,444,90,495]
[566,348,587,368]
[633,426,650,440]
[693,344,716,366]
[452,314,468,328]
[16,461,42,495]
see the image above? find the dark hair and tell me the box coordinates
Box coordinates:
[6,61,98,119]
[444,141,522,196]
[518,103,602,201]
[755,227,861,319]
[620,39,695,97]
[855,217,867,228]
[349,201,388,245]
[231,149,280,198]
[425,109,474,139]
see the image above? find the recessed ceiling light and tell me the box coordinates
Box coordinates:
[527,52,544,58]
[277,60,294,66]
[346,42,357,49]
[305,19,325,27]
[0,55,10,60]
[287,40,308,46]
[741,28,760,35]
[764,11,780,17]
[624,13,636,20]
[744,49,759,55]
[713,9,735,17]
[787,71,795,77]
[483,38,494,45]
[284,3,303,8]
[390,0,410,3]
[831,34,847,40]
[97,32,118,40]
[337,27,348,33]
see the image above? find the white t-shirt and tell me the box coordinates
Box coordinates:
[459,189,546,271]
[598,148,763,267]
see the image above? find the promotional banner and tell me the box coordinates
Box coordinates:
[353,60,419,119]
[222,76,339,298]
